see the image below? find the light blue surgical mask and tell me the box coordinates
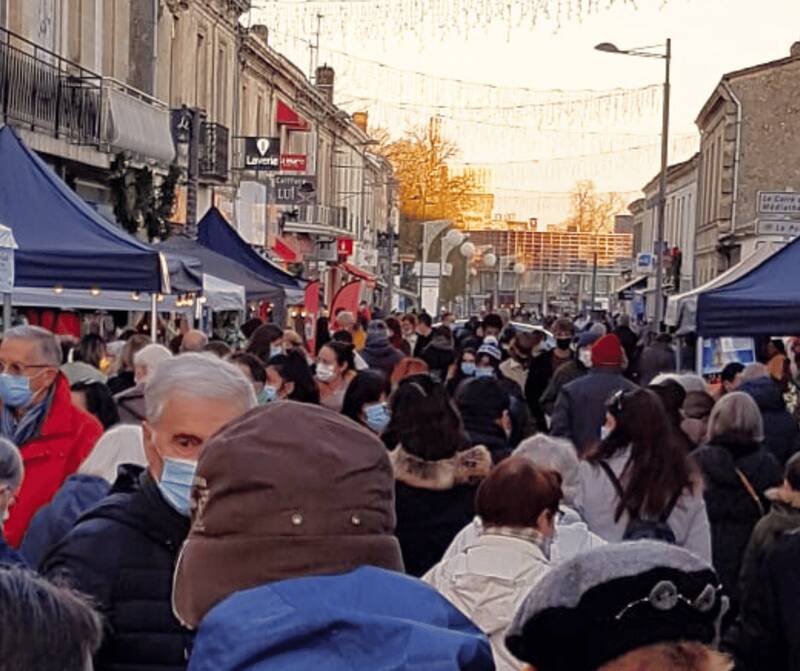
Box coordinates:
[270,345,284,360]
[364,402,391,434]
[475,367,495,378]
[259,385,278,405]
[0,373,34,408]
[461,361,476,377]
[158,457,198,517]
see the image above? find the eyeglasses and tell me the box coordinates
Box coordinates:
[0,361,53,377]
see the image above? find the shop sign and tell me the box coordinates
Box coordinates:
[280,154,307,172]
[243,137,281,170]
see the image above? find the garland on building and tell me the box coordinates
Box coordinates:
[110,154,181,241]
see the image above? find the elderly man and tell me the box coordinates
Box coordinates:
[0,326,102,547]
[180,329,209,353]
[116,344,172,424]
[42,354,255,671]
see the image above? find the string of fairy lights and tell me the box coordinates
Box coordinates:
[248,0,694,224]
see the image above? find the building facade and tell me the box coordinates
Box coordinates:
[695,43,800,285]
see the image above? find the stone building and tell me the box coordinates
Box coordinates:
[694,43,800,284]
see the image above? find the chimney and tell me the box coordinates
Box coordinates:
[251,24,269,44]
[316,65,334,104]
[791,41,800,59]
[352,111,368,134]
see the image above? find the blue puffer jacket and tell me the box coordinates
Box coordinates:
[20,474,109,569]
[187,566,495,671]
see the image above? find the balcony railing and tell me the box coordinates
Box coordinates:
[296,204,350,232]
[199,121,229,181]
[0,26,102,145]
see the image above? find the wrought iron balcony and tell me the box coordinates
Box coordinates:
[199,121,229,181]
[0,26,103,145]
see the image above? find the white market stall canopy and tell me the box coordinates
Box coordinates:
[203,274,245,312]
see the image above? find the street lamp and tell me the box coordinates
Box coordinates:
[596,39,671,329]
[482,252,497,310]
[513,262,526,311]
[461,241,476,316]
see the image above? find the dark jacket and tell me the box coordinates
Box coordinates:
[724,529,800,671]
[412,331,433,358]
[636,341,676,385]
[360,340,404,379]
[107,370,136,395]
[461,418,511,464]
[391,445,492,577]
[613,325,638,371]
[41,465,192,671]
[115,384,146,425]
[550,368,637,453]
[21,473,109,569]
[738,487,800,602]
[0,530,27,567]
[525,349,572,431]
[740,377,800,465]
[692,441,782,606]
[539,359,587,416]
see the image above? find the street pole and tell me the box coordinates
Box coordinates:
[590,251,598,313]
[386,218,394,313]
[654,38,671,330]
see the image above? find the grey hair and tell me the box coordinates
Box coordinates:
[0,438,23,490]
[133,344,172,382]
[707,391,764,444]
[3,325,61,366]
[144,353,256,423]
[650,372,708,395]
[741,362,769,383]
[513,434,580,507]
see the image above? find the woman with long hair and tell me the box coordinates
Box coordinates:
[384,374,492,577]
[385,317,411,356]
[341,370,391,434]
[579,387,711,561]
[265,351,320,405]
[316,341,357,412]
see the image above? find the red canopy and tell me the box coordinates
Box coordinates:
[342,262,377,285]
[277,100,309,131]
[272,237,298,263]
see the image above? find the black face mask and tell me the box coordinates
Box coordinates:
[556,338,572,350]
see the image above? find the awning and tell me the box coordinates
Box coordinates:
[203,274,245,312]
[272,238,298,263]
[106,87,176,163]
[342,262,377,284]
[616,275,647,300]
[12,287,191,313]
[277,100,310,131]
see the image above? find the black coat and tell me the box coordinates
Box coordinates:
[525,349,572,431]
[636,342,676,386]
[394,482,477,578]
[692,442,782,605]
[361,340,404,379]
[724,529,800,671]
[740,377,800,465]
[41,465,192,671]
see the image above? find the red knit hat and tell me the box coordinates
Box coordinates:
[591,334,624,368]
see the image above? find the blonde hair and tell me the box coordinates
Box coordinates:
[599,642,733,671]
[707,391,764,444]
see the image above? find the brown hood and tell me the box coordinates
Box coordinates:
[173,401,404,629]
[390,445,492,490]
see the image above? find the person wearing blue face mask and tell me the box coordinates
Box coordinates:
[342,370,391,434]
[446,348,477,397]
[42,354,257,671]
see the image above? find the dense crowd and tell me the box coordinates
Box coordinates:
[0,309,798,670]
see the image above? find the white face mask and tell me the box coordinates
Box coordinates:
[316,363,336,383]
[578,348,593,368]
[600,425,612,441]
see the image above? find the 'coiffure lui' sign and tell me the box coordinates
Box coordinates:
[243,137,281,171]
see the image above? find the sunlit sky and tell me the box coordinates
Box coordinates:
[252,0,800,225]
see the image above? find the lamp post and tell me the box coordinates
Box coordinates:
[596,39,671,329]
[440,228,466,314]
[461,241,476,317]
[483,252,497,311]
[513,262,526,312]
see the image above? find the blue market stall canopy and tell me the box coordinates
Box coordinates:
[163,250,203,293]
[0,126,166,292]
[198,207,303,291]
[696,238,800,337]
[154,236,285,305]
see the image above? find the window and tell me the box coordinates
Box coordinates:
[195,32,207,109]
[255,94,264,135]
[216,43,228,124]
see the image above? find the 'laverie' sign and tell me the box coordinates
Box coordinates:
[244,137,280,170]
[758,191,800,217]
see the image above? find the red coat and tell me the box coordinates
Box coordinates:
[5,374,103,547]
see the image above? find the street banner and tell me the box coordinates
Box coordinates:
[331,280,363,326]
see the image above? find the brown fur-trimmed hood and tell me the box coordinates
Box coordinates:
[766,486,800,510]
[390,445,492,491]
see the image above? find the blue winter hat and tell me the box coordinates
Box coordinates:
[575,331,601,349]
[477,336,502,362]
[505,541,727,671]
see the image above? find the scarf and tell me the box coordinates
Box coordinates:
[1,386,54,446]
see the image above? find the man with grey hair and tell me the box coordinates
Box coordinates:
[116,344,173,425]
[43,353,256,671]
[0,326,102,547]
[440,433,605,565]
[180,329,209,353]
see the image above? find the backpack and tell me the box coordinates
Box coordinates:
[599,460,682,544]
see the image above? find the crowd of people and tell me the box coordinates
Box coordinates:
[0,309,798,670]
